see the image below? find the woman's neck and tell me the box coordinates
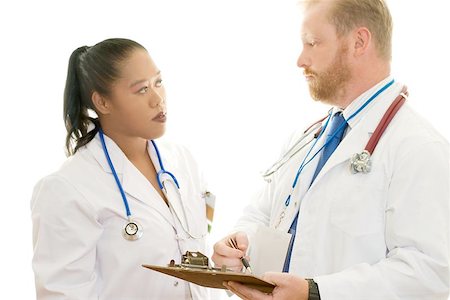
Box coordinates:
[102,129,148,161]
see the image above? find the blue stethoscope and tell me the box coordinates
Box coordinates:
[273,79,395,228]
[98,129,181,241]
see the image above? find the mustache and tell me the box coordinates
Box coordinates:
[303,68,317,76]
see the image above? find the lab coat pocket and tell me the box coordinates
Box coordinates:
[330,184,385,237]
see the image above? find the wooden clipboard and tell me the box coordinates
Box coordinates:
[142,264,275,293]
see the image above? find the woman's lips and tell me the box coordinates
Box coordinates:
[152,112,167,122]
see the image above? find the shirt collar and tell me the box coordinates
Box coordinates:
[333,76,393,130]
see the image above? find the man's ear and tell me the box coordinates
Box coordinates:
[91,91,110,115]
[353,27,371,57]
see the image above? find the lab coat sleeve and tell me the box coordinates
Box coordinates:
[31,175,102,300]
[233,183,273,239]
[231,131,299,241]
[315,140,450,300]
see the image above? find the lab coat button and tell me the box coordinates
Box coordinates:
[174,281,179,287]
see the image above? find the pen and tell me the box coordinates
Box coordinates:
[228,238,253,274]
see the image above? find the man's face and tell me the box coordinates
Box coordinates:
[304,43,351,102]
[297,2,352,105]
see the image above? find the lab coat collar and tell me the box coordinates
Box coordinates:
[87,133,168,175]
[340,76,394,130]
[87,133,176,226]
[89,132,127,175]
[310,78,404,187]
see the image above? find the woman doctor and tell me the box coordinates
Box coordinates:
[31,38,211,300]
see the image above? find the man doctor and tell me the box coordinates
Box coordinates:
[212,0,450,299]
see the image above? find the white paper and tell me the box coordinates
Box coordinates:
[248,225,292,276]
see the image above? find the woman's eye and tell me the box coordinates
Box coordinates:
[139,86,149,94]
[155,78,163,88]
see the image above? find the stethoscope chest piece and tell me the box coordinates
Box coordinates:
[123,220,143,241]
[350,150,372,174]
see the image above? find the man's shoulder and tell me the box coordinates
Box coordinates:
[392,104,448,146]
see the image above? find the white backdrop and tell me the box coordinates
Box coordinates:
[1,0,449,299]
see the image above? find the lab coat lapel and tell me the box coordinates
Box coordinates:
[121,162,162,210]
[147,141,189,230]
[121,150,175,227]
[87,134,175,226]
[311,123,370,185]
[89,133,126,175]
[163,179,190,232]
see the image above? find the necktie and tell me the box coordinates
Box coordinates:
[282,112,347,272]
[310,112,347,184]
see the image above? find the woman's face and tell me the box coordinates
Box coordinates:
[103,48,167,141]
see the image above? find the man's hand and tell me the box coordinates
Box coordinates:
[212,231,249,272]
[223,272,309,300]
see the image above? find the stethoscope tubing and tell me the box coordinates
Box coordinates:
[151,140,180,189]
[262,122,322,178]
[99,129,132,217]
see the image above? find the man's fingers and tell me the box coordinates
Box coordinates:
[212,232,250,272]
[213,239,244,257]
[211,255,243,270]
[235,232,250,252]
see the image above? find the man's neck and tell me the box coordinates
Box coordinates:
[335,65,391,109]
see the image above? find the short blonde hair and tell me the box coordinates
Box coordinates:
[303,0,393,60]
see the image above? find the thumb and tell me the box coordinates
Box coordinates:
[261,272,290,286]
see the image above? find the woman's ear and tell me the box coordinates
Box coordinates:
[91,91,110,115]
[353,27,371,57]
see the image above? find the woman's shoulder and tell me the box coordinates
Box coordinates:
[31,169,85,212]
[35,146,98,189]
[31,147,103,211]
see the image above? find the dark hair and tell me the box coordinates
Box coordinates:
[63,38,146,156]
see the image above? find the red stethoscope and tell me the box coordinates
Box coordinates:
[349,85,408,173]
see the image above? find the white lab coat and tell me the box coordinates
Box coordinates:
[31,133,211,300]
[235,79,450,299]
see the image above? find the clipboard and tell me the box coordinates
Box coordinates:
[142,251,275,293]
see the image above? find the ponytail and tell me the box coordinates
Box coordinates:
[63,46,99,156]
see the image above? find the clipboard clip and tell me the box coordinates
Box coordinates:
[180,251,209,268]
[169,251,230,272]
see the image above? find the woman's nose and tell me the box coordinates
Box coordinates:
[150,89,165,109]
